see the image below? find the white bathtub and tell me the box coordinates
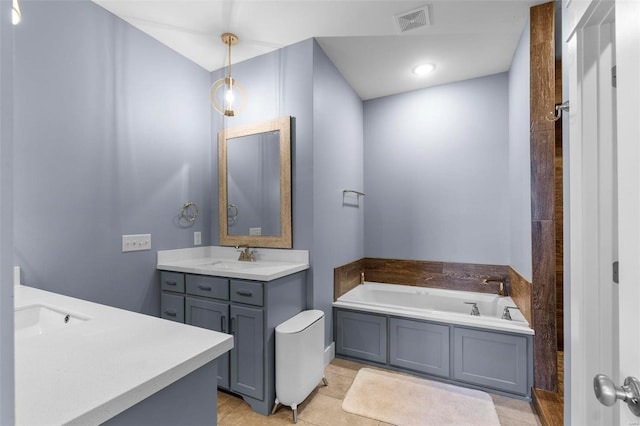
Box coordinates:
[333,282,534,335]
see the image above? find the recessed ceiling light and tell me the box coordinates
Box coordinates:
[413,63,436,76]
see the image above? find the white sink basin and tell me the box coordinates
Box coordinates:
[197,260,276,270]
[15,304,91,338]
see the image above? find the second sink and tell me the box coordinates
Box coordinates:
[15,304,91,338]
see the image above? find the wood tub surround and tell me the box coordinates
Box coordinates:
[364,258,509,295]
[334,258,510,301]
[554,59,564,353]
[333,258,365,302]
[509,267,532,326]
[530,1,558,393]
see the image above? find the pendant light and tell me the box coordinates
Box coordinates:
[12,0,22,25]
[210,33,247,117]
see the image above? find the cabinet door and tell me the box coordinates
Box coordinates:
[453,327,529,396]
[230,305,264,400]
[185,297,230,389]
[389,318,450,377]
[335,309,387,364]
[160,293,184,323]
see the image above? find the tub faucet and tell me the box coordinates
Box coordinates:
[482,277,506,296]
[235,245,255,262]
[464,302,480,316]
[501,306,519,320]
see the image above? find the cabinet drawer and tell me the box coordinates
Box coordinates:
[186,275,229,300]
[161,293,184,323]
[160,271,185,293]
[230,280,264,306]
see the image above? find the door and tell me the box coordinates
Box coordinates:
[185,297,230,389]
[565,0,640,424]
[389,317,449,377]
[229,304,264,400]
[334,309,387,363]
[613,1,640,424]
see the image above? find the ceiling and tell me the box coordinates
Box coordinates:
[92,0,545,100]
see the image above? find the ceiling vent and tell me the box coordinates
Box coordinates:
[394,6,431,33]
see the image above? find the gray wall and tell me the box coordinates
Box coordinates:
[363,73,510,265]
[9,0,531,361]
[13,0,211,315]
[312,41,365,345]
[209,40,364,346]
[4,0,533,414]
[1,0,15,421]
[508,19,533,281]
[210,40,315,253]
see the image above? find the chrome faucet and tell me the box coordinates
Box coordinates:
[501,306,519,320]
[235,245,255,262]
[464,302,480,316]
[482,277,506,296]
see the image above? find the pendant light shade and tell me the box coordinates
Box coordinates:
[210,33,247,117]
[12,0,22,25]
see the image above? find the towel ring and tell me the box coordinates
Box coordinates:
[228,204,239,224]
[181,201,199,223]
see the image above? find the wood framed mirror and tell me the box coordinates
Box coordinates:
[219,116,292,248]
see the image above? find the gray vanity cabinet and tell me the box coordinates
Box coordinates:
[159,269,306,415]
[185,297,230,389]
[389,317,449,377]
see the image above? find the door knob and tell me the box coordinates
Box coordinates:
[594,374,640,416]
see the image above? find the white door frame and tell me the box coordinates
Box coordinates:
[565,0,640,424]
[565,0,617,421]
[614,0,640,424]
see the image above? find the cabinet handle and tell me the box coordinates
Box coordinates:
[164,310,177,317]
[236,290,253,297]
[165,281,177,286]
[198,285,212,291]
[231,317,236,334]
[221,316,226,333]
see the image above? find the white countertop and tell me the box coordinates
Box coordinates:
[157,246,309,281]
[15,285,234,426]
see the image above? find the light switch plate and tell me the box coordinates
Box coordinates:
[122,234,151,252]
[194,231,202,246]
[249,227,262,236]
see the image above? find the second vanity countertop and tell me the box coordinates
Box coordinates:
[15,285,233,425]
[157,246,309,281]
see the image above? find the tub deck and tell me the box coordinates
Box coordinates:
[334,282,533,335]
[332,282,534,399]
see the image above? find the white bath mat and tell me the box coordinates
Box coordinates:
[342,368,501,426]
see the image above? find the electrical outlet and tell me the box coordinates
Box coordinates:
[194,231,202,246]
[249,227,262,236]
[122,234,151,252]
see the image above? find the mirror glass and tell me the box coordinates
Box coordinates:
[219,116,292,248]
[227,131,281,236]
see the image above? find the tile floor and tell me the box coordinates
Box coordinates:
[217,358,541,426]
